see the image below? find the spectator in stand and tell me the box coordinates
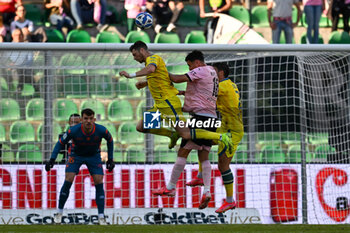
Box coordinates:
[45,0,74,33]
[0,0,21,26]
[70,0,107,31]
[0,13,6,42]
[146,0,184,33]
[267,0,301,44]
[328,0,350,33]
[199,0,232,44]
[10,5,47,42]
[303,0,326,44]
[125,0,146,32]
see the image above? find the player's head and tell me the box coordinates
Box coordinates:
[213,62,229,81]
[68,113,81,127]
[81,108,95,132]
[185,50,205,70]
[129,41,149,63]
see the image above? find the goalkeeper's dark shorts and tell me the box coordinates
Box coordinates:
[65,153,104,175]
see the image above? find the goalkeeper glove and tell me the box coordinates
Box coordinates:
[106,159,115,172]
[45,158,55,172]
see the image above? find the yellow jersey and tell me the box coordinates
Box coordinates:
[145,54,179,103]
[217,78,244,134]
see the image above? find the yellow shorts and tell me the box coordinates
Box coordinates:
[147,95,186,126]
[217,130,244,158]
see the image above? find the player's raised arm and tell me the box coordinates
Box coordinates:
[169,73,190,83]
[135,79,148,89]
[119,63,156,78]
[45,129,73,172]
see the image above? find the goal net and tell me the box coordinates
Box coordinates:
[0,44,349,225]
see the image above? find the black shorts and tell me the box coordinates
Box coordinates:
[180,114,218,148]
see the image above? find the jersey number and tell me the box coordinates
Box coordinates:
[212,78,219,97]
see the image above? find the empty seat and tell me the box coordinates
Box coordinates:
[299,32,324,44]
[80,99,106,120]
[0,123,6,142]
[26,98,44,121]
[229,5,250,25]
[99,121,117,141]
[108,99,134,122]
[281,132,301,145]
[154,145,177,163]
[96,31,121,43]
[314,145,336,160]
[0,98,20,121]
[154,32,181,43]
[115,79,142,98]
[307,132,328,145]
[287,145,313,163]
[10,121,35,143]
[37,122,62,142]
[257,132,281,145]
[86,54,115,76]
[234,144,248,163]
[63,76,88,98]
[118,121,144,144]
[59,54,85,75]
[53,99,79,121]
[251,5,269,27]
[259,145,285,163]
[16,144,42,162]
[66,29,91,43]
[176,5,199,27]
[126,145,145,162]
[1,144,15,162]
[328,31,350,44]
[184,31,206,44]
[45,28,65,42]
[125,30,151,43]
[89,76,114,98]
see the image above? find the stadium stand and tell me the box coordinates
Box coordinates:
[25,98,44,121]
[45,28,65,42]
[96,31,121,43]
[80,99,106,120]
[66,29,91,43]
[53,99,79,122]
[234,144,248,163]
[176,5,199,27]
[125,30,151,43]
[258,145,286,163]
[89,76,114,98]
[154,32,181,43]
[154,145,177,163]
[16,144,42,162]
[0,98,20,121]
[108,99,134,122]
[10,121,35,143]
[63,77,88,98]
[37,122,62,142]
[118,121,144,144]
[126,145,145,162]
[229,5,250,25]
[184,30,206,43]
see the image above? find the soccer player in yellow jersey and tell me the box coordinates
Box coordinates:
[118,41,233,151]
[186,62,244,213]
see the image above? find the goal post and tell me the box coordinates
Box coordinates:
[0,43,350,225]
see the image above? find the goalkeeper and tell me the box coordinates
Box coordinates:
[119,41,233,152]
[186,62,244,213]
[45,108,115,225]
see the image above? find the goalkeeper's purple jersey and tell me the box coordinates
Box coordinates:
[183,65,219,118]
[50,123,113,160]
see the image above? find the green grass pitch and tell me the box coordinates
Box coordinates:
[1,224,350,233]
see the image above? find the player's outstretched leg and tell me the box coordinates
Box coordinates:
[186,161,204,186]
[54,180,73,224]
[215,169,236,213]
[152,157,187,196]
[198,160,212,209]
